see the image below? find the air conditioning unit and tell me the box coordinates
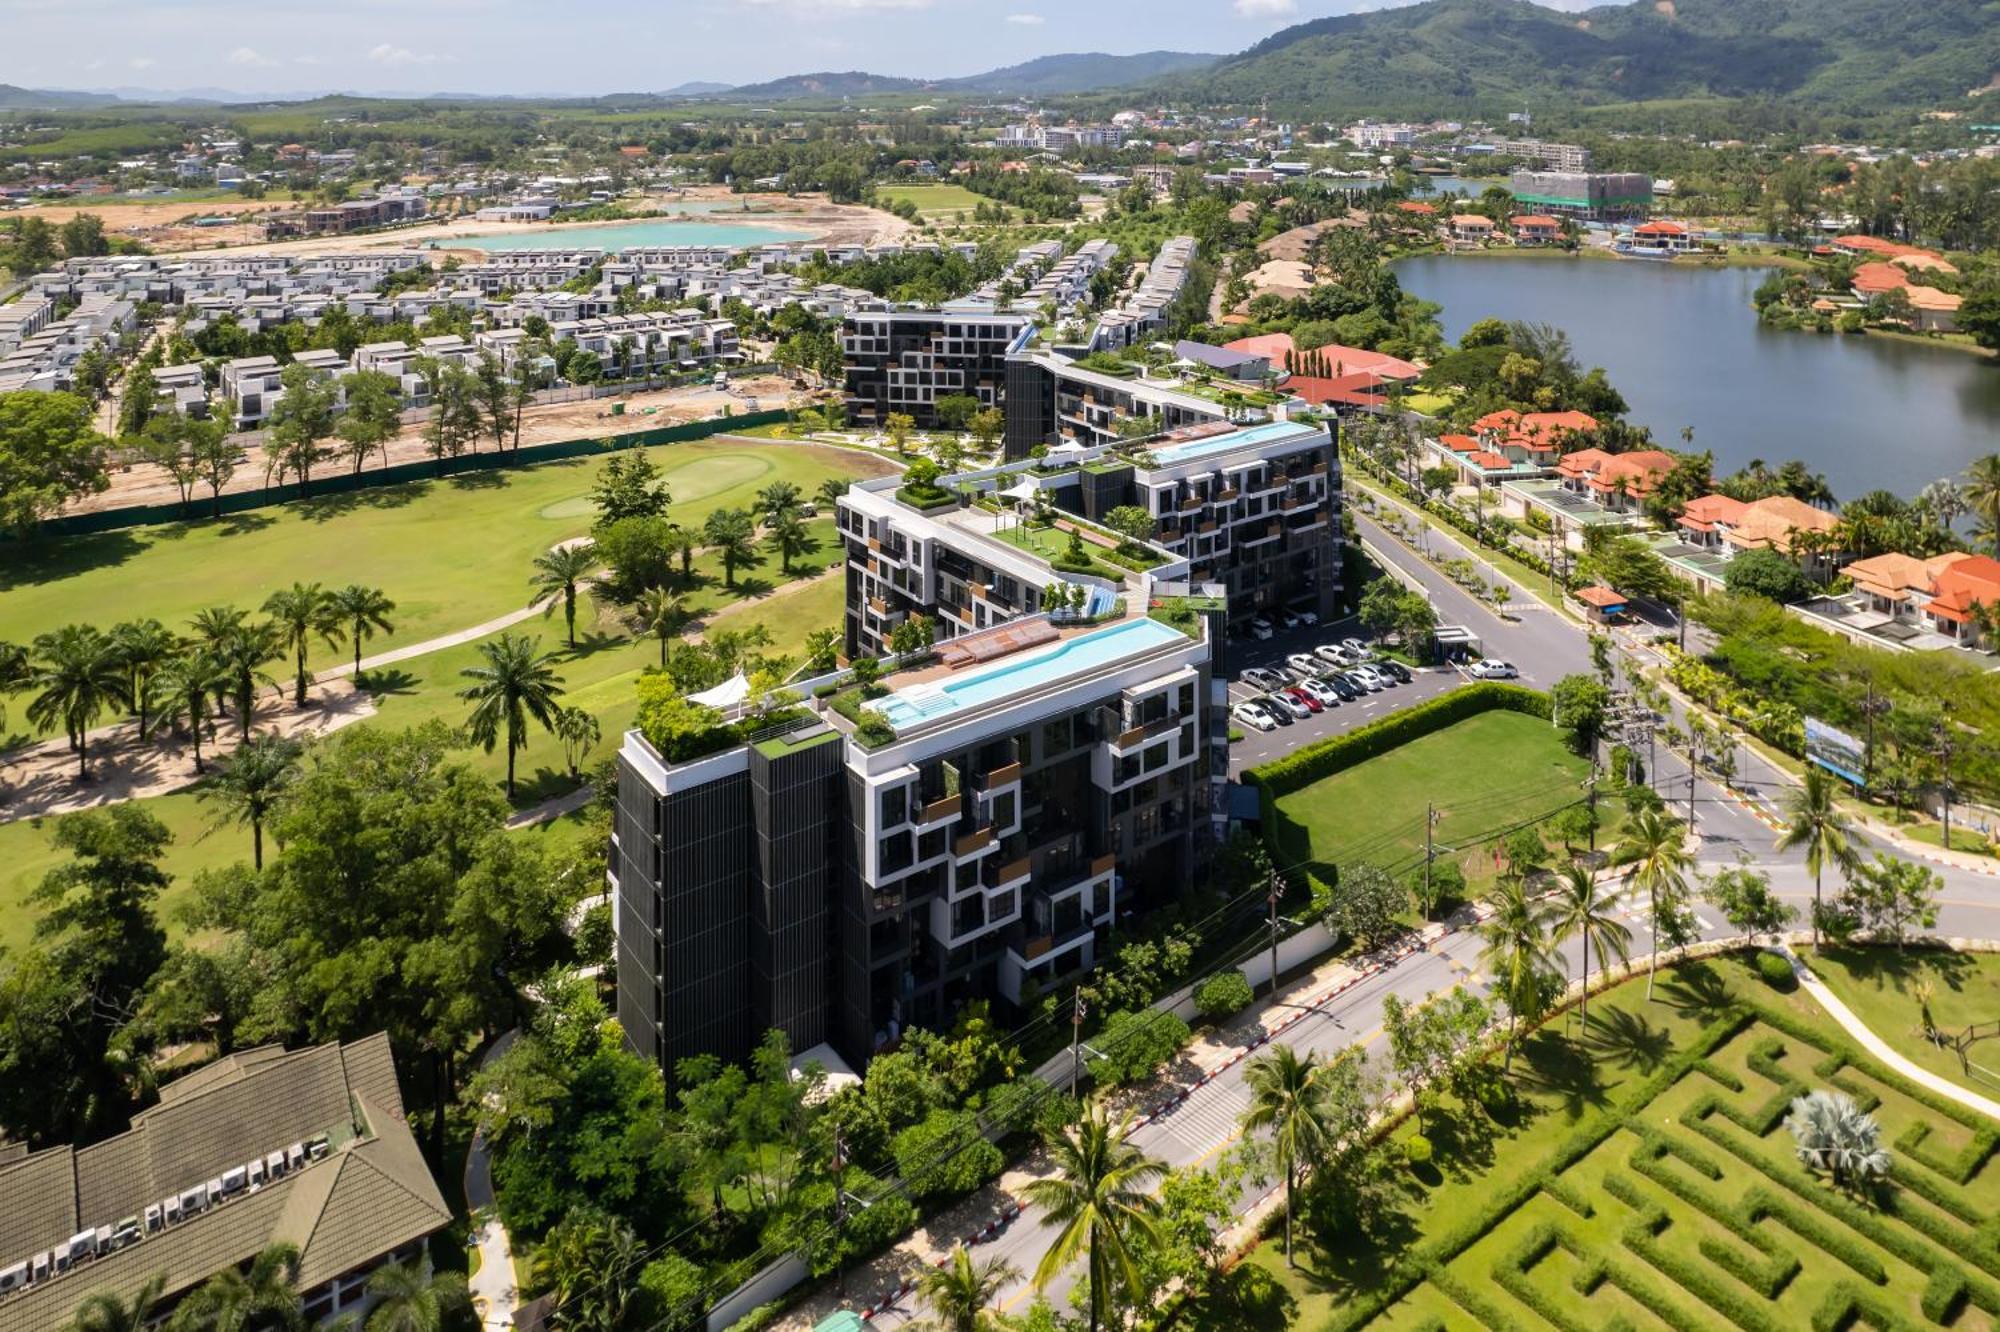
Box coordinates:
[305,1135,330,1162]
[219,1166,247,1196]
[247,1159,266,1190]
[111,1218,140,1250]
[0,1262,28,1294]
[266,1150,287,1179]
[29,1254,49,1286]
[178,1185,208,1215]
[285,1143,306,1172]
[144,1205,164,1235]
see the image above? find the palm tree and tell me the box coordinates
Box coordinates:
[1918,477,1966,531]
[626,588,687,668]
[155,649,230,774]
[553,706,601,781]
[1240,1043,1332,1266]
[1615,809,1695,999]
[170,1242,305,1332]
[216,620,282,734]
[1776,767,1862,949]
[200,732,303,870]
[914,1244,1018,1332]
[27,624,127,781]
[1478,876,1557,1070]
[73,1273,166,1332]
[757,479,803,521]
[362,1262,472,1332]
[816,478,848,512]
[767,510,813,575]
[704,508,758,588]
[803,627,840,674]
[1786,1089,1891,1188]
[1021,1106,1164,1332]
[459,632,565,798]
[1967,454,2000,556]
[329,584,397,678]
[666,524,697,583]
[1547,861,1632,1030]
[530,542,597,650]
[261,583,338,708]
[110,617,178,738]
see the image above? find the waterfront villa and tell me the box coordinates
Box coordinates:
[1622,220,1699,255]
[1675,493,1839,558]
[1554,447,1676,512]
[1474,408,1599,461]
[1511,214,1562,245]
[1793,550,1997,655]
[1449,214,1496,245]
[1223,333,1423,386]
[1923,556,2000,644]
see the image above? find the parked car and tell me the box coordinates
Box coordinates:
[1293,607,1320,626]
[1284,686,1323,713]
[1378,659,1413,684]
[1469,658,1519,679]
[1266,692,1312,720]
[1299,678,1343,708]
[1354,664,1394,690]
[1313,644,1351,667]
[1249,616,1275,640]
[1319,673,1361,702]
[1285,652,1323,679]
[1279,609,1303,630]
[1242,666,1287,692]
[1343,669,1383,694]
[1232,702,1277,732]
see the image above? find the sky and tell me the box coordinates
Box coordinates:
[0,0,1602,97]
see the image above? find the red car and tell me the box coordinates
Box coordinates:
[1284,686,1323,713]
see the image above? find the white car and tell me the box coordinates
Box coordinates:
[1469,658,1519,679]
[1294,608,1320,626]
[1285,652,1323,679]
[1232,702,1277,732]
[1265,692,1312,720]
[1242,666,1288,692]
[1313,644,1350,667]
[1279,609,1303,630]
[1248,617,1275,641]
[1353,664,1394,690]
[1298,678,1342,708]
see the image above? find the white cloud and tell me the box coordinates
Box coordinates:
[1005,12,1044,23]
[128,56,156,70]
[1232,0,1296,16]
[368,42,450,66]
[294,55,321,66]
[228,46,278,68]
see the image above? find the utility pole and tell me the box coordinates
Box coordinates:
[831,1120,849,1298]
[1266,869,1282,999]
[1070,987,1088,1101]
[1587,767,1600,855]
[1860,679,1891,790]
[1424,802,1437,909]
[1936,719,1959,852]
[1686,725,1700,831]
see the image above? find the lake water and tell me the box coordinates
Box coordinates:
[1395,254,2000,500]
[441,215,816,253]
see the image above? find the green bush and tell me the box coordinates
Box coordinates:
[1086,1009,1192,1086]
[891,1109,1002,1201]
[1193,971,1255,1021]
[1755,951,1796,990]
[1923,1263,1970,1324]
[1403,1133,1433,1165]
[1244,682,1551,799]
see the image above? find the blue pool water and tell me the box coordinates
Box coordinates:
[1150,420,1320,466]
[442,217,815,253]
[870,617,1187,730]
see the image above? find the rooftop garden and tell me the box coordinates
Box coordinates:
[635,674,809,766]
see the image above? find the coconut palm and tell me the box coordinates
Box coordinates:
[1967,454,2000,556]
[756,479,803,521]
[155,649,230,774]
[0,638,27,737]
[816,478,848,511]
[72,1273,166,1332]
[200,732,303,870]
[459,632,565,798]
[703,507,759,588]
[529,542,597,650]
[362,1261,472,1332]
[626,588,686,668]
[261,583,339,708]
[215,620,282,733]
[1776,767,1862,949]
[1240,1043,1333,1266]
[329,584,397,678]
[913,1244,1018,1332]
[1786,1089,1891,1188]
[553,705,601,781]
[1918,477,1967,531]
[665,524,697,583]
[27,624,127,780]
[1615,808,1695,999]
[767,510,813,575]
[1547,861,1632,1029]
[1478,876,1558,1070]
[170,1242,305,1332]
[1021,1106,1164,1332]
[110,617,178,738]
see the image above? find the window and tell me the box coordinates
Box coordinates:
[880,785,909,828]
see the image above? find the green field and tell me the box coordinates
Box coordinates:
[1203,954,2000,1332]
[1270,711,1594,884]
[1810,948,2000,1100]
[873,183,984,219]
[0,438,886,675]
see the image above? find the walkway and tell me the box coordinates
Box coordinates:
[465,1029,522,1330]
[1789,949,2000,1122]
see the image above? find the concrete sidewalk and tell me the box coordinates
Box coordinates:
[1789,950,2000,1122]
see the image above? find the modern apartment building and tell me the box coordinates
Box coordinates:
[840,310,1034,428]
[1000,349,1238,459]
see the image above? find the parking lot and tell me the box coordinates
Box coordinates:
[1219,614,1516,773]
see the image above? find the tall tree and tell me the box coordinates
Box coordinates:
[73,1274,167,1332]
[1776,768,1862,950]
[27,624,126,780]
[1547,862,1632,1028]
[0,389,111,536]
[703,507,758,588]
[109,617,177,740]
[1615,809,1695,999]
[1021,1107,1164,1332]
[474,352,516,455]
[459,633,565,798]
[265,363,340,497]
[201,733,304,870]
[1967,454,2000,557]
[756,479,803,521]
[1239,1044,1332,1266]
[329,584,397,678]
[262,583,338,708]
[625,588,687,669]
[336,368,405,475]
[914,1245,1018,1332]
[530,544,598,650]
[766,510,813,575]
[154,649,230,774]
[169,1242,305,1332]
[553,706,601,782]
[362,1262,474,1332]
[183,414,239,519]
[1478,876,1557,1070]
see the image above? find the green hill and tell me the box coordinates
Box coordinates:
[944,51,1218,95]
[723,71,926,101]
[1160,0,2000,117]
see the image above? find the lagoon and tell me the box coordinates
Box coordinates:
[1396,254,2000,500]
[440,214,816,253]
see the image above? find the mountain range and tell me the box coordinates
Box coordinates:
[716,51,1217,101]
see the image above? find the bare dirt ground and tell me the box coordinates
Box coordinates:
[70,374,810,516]
[2,195,290,250]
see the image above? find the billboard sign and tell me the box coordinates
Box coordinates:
[1805,717,1867,787]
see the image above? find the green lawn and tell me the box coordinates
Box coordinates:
[873,183,983,219]
[1809,947,2000,1100]
[1271,710,1595,885]
[1192,954,2000,1332]
[1902,821,1995,856]
[990,520,1126,583]
[0,439,886,673]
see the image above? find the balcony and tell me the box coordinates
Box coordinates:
[955,827,995,857]
[920,793,963,825]
[1091,852,1117,876]
[980,761,1023,790]
[869,597,889,615]
[995,854,1032,886]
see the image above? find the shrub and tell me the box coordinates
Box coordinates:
[1193,971,1255,1021]
[1756,951,1797,990]
[1923,1263,1970,1324]
[1086,1009,1191,1086]
[891,1109,1002,1201]
[1404,1133,1433,1165]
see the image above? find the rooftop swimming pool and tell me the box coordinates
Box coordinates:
[1148,420,1322,466]
[868,617,1188,731]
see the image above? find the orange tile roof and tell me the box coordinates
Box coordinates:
[1832,234,1943,262]
[1906,286,1962,311]
[1576,585,1626,608]
[1466,450,1514,469]
[1395,201,1437,215]
[1634,220,1689,236]
[1892,253,1959,274]
[1450,213,1494,227]
[1438,433,1479,453]
[1845,551,1969,601]
[1222,332,1294,359]
[1676,493,1748,532]
[1721,495,1840,553]
[1559,448,1674,497]
[1852,262,1910,294]
[1926,555,2000,623]
[1511,214,1560,229]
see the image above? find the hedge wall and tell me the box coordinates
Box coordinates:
[1243,682,1552,801]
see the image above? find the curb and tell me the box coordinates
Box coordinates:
[855,1200,1024,1321]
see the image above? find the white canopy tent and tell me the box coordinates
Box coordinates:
[687,673,751,709]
